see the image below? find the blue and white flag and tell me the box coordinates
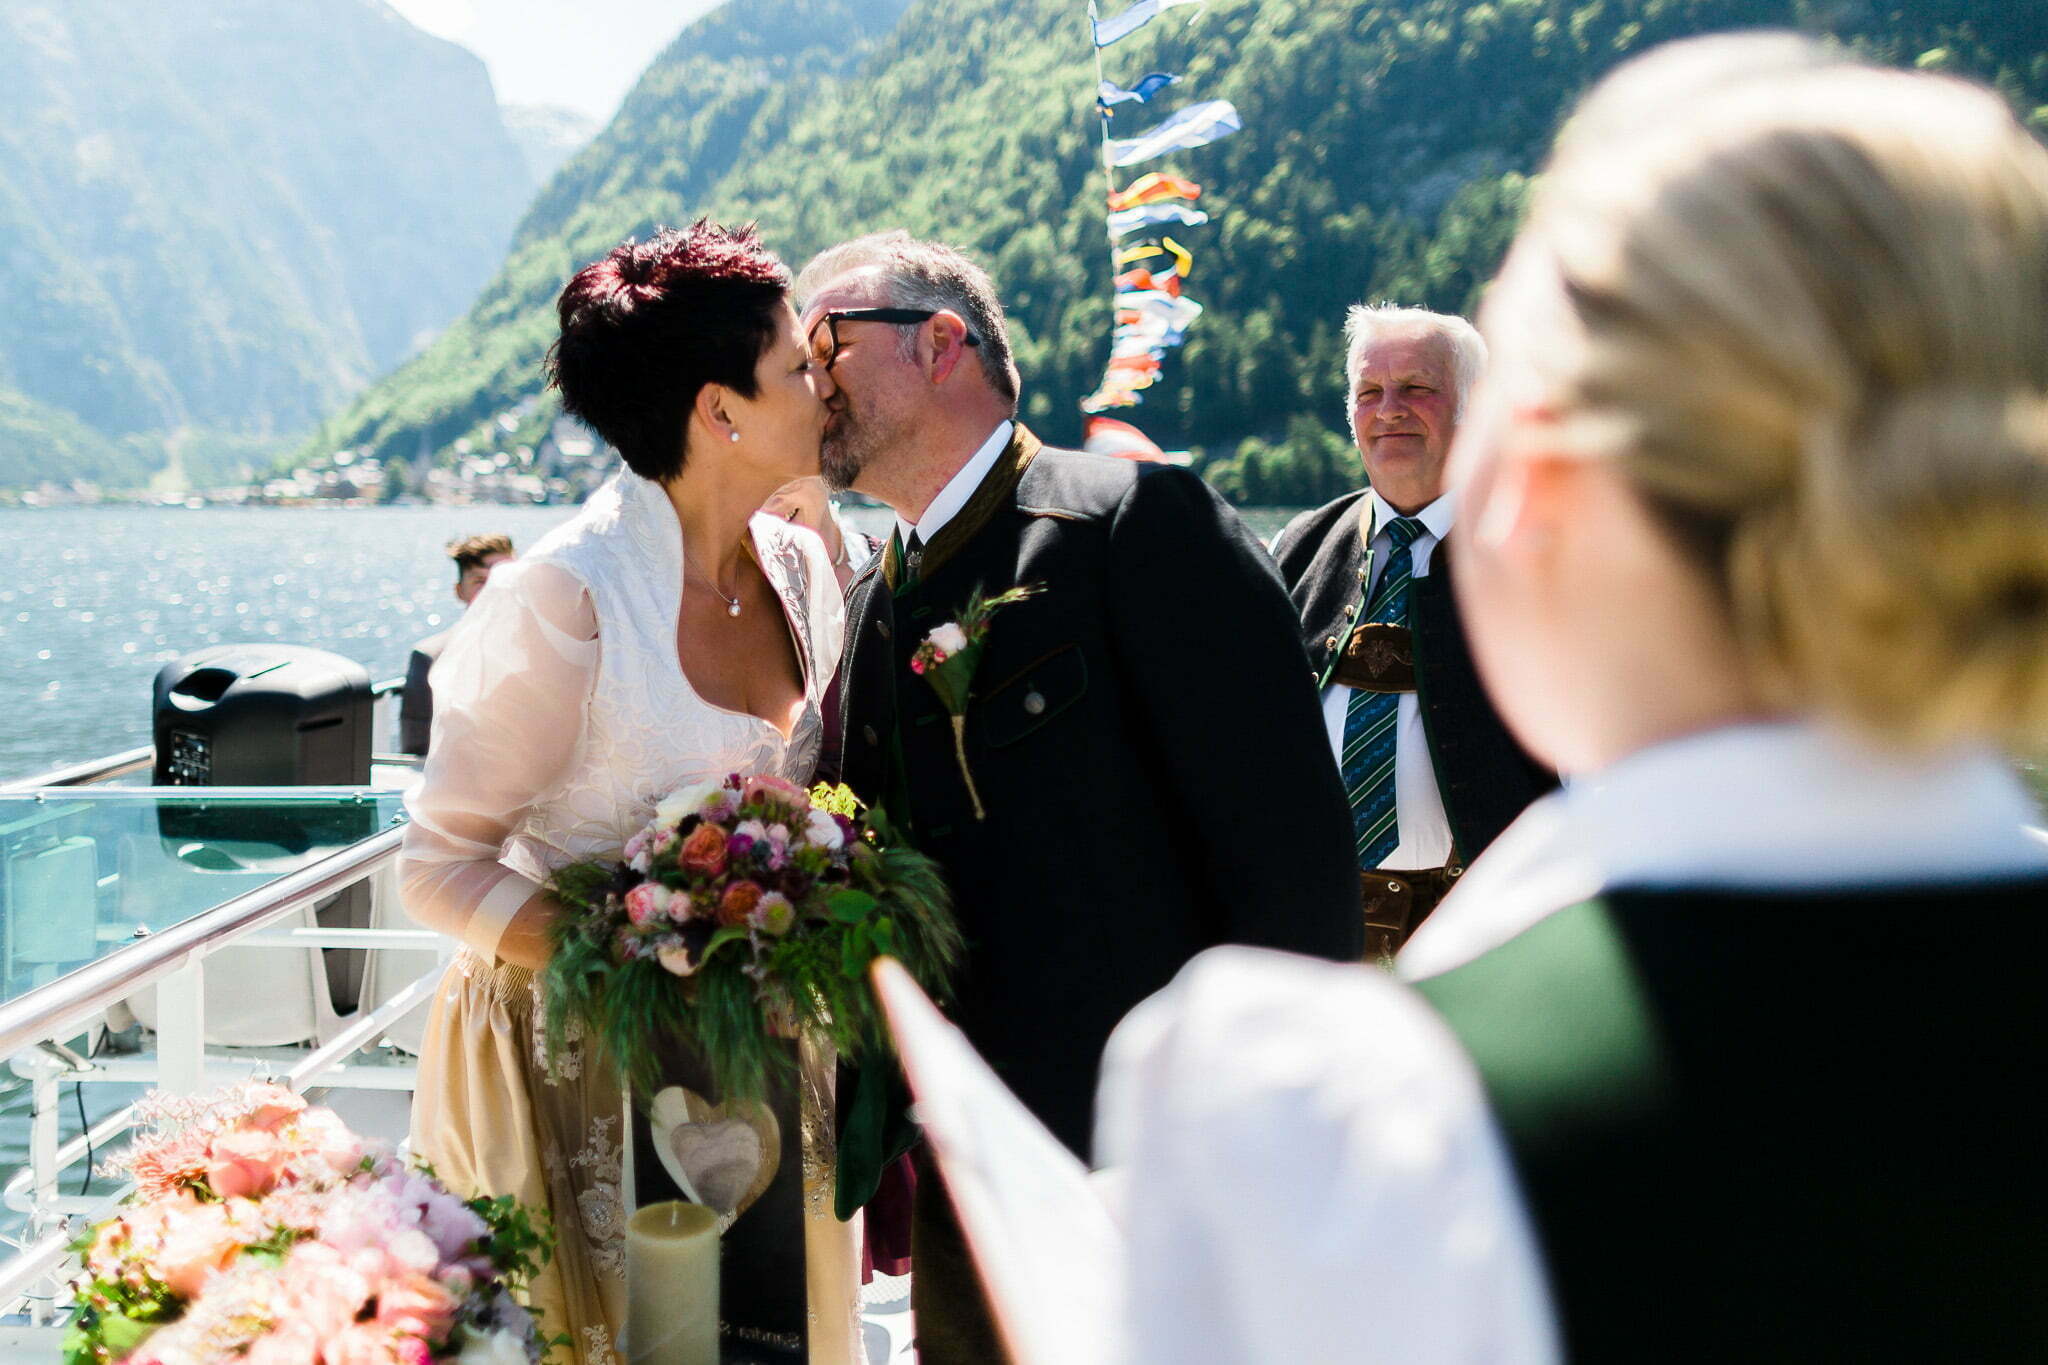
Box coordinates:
[1110,333,1166,360]
[1099,73,1179,107]
[1114,290,1205,344]
[1092,0,1202,48]
[1108,202,1210,237]
[1106,100,1242,167]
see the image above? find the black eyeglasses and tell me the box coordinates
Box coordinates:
[808,308,982,370]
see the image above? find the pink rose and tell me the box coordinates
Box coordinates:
[325,1324,414,1365]
[374,1270,462,1340]
[622,829,650,863]
[205,1128,286,1200]
[293,1107,367,1178]
[280,1243,371,1337]
[244,1083,307,1132]
[151,1201,243,1297]
[243,1321,324,1365]
[742,774,810,810]
[623,882,663,927]
[652,827,678,855]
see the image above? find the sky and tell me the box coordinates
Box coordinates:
[384,0,723,122]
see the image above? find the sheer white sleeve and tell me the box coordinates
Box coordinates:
[1095,947,1561,1365]
[399,558,599,960]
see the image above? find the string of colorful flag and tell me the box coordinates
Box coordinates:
[1079,0,1241,429]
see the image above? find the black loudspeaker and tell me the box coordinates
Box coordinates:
[148,645,378,1011]
[152,645,373,787]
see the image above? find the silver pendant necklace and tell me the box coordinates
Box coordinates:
[686,552,743,617]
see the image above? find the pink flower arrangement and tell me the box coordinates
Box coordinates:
[540,775,963,1140]
[67,1083,550,1365]
[564,776,870,991]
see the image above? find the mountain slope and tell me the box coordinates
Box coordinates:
[299,0,914,467]
[0,0,531,483]
[304,0,2048,492]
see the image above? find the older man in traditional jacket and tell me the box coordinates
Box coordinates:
[800,232,1362,1362]
[1271,305,1555,958]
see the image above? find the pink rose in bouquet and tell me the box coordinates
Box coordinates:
[622,882,664,927]
[204,1128,288,1200]
[149,1198,248,1297]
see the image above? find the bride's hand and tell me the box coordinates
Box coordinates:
[493,891,562,971]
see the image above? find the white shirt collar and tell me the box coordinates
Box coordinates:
[897,420,1014,547]
[1402,718,2048,978]
[1365,488,1456,546]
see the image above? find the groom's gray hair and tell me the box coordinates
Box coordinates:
[796,232,1020,409]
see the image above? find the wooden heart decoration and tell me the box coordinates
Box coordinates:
[647,1085,781,1223]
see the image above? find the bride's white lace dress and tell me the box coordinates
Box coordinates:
[399,470,854,1364]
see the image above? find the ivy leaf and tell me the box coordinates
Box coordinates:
[699,926,751,964]
[829,889,878,923]
[842,924,873,979]
[93,1310,161,1359]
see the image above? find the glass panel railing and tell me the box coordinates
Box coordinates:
[0,789,405,1010]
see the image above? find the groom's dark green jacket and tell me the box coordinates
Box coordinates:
[830,425,1363,1159]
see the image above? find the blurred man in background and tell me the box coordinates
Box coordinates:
[399,532,514,756]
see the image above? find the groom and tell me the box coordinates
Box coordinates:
[798,232,1361,1359]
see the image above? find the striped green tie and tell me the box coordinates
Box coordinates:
[1338,516,1425,869]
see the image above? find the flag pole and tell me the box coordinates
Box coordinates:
[1088,6,1123,324]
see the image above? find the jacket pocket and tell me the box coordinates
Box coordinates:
[976,643,1087,749]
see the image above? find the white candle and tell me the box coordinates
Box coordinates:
[625,1200,720,1365]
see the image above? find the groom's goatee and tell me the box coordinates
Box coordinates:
[819,412,868,491]
[820,440,862,491]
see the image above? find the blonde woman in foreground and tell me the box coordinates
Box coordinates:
[1091,34,2048,1363]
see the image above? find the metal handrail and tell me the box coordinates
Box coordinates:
[4,785,399,802]
[0,825,405,1060]
[1,747,153,791]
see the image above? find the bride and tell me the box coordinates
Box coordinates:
[398,222,858,1363]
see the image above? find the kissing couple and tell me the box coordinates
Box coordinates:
[398,222,1361,1363]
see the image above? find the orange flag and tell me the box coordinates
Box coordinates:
[1108,173,1202,213]
[1113,268,1184,297]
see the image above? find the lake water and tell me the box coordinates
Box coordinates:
[0,502,1307,780]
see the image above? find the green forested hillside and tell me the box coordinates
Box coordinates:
[0,0,532,489]
[0,385,143,490]
[304,0,2048,501]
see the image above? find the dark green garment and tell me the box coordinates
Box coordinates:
[1417,880,2048,1362]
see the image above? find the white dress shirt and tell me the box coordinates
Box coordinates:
[1094,720,2048,1363]
[1320,489,1456,870]
[1401,719,2048,978]
[895,419,1013,549]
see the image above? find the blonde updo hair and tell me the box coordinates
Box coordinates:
[1481,33,2048,753]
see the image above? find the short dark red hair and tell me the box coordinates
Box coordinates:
[545,221,791,482]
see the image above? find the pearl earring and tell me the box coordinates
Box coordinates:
[728,431,741,443]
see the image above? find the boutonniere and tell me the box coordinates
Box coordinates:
[910,584,1041,820]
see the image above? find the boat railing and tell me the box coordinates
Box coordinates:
[0,760,446,1346]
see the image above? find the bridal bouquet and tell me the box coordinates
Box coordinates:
[541,775,960,1113]
[65,1082,553,1365]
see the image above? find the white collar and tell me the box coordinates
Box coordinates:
[1364,487,1456,546]
[897,420,1014,547]
[1402,718,2048,978]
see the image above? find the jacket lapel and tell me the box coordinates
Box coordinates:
[882,425,1042,591]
